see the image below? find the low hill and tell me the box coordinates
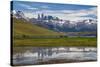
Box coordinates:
[13,18,64,39]
[12,18,96,47]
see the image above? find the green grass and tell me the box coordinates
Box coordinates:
[13,18,64,37]
[13,37,97,47]
[12,18,97,47]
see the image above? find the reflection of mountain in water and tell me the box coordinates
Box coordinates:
[37,48,53,59]
[13,47,97,65]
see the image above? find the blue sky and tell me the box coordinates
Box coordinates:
[12,1,97,21]
[12,1,96,11]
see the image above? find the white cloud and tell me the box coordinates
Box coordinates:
[12,10,16,14]
[24,12,35,18]
[60,10,75,14]
[60,7,97,21]
[19,3,30,8]
[19,3,38,10]
[28,7,38,10]
[22,6,97,21]
[75,7,97,17]
[40,5,50,9]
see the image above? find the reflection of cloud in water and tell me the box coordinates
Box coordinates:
[23,51,37,57]
[13,47,97,65]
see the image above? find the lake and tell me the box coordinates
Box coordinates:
[12,47,97,66]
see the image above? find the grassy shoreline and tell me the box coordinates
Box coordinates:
[13,37,97,47]
[13,18,97,47]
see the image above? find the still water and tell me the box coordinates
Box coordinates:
[12,47,97,65]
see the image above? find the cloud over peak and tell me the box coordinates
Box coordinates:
[13,1,97,21]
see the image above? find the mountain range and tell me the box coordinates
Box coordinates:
[12,10,97,32]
